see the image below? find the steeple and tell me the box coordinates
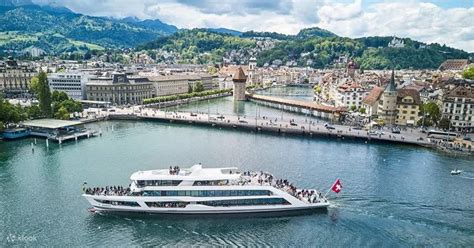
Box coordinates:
[385,69,396,92]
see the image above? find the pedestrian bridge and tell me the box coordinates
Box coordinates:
[255,92,312,97]
[247,93,346,120]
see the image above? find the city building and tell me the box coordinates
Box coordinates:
[48,72,88,100]
[233,67,247,101]
[441,85,473,132]
[187,73,214,91]
[346,60,358,79]
[388,37,405,48]
[438,59,471,71]
[334,83,368,109]
[377,70,398,125]
[0,57,36,96]
[147,75,190,97]
[395,89,421,126]
[362,86,383,117]
[86,73,155,105]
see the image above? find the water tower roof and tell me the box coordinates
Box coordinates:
[233,67,247,82]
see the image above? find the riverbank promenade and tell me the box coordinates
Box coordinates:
[83,107,434,148]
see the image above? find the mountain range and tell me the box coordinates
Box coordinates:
[0,1,178,54]
[0,0,471,69]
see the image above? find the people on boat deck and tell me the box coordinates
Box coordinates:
[169,166,181,175]
[84,186,130,196]
[243,171,324,204]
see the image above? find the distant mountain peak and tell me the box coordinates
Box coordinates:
[122,16,140,23]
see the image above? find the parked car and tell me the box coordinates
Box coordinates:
[290,122,298,126]
[238,120,248,124]
[324,123,335,129]
[391,128,401,134]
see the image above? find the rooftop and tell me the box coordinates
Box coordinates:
[397,88,422,105]
[21,119,83,129]
[362,86,384,105]
[233,67,247,82]
[439,59,470,71]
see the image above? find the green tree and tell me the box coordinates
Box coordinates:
[314,85,321,94]
[188,84,193,93]
[52,91,69,102]
[359,107,366,114]
[29,76,40,95]
[55,106,70,120]
[37,71,52,117]
[26,105,42,119]
[417,118,433,127]
[462,67,474,80]
[420,101,440,126]
[350,105,357,111]
[439,117,451,130]
[0,98,27,129]
[193,81,204,92]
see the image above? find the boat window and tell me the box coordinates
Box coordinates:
[136,180,182,187]
[192,180,229,186]
[146,202,189,208]
[142,190,273,197]
[198,198,290,207]
[95,199,140,207]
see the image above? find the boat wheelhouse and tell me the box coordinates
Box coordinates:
[83,164,330,215]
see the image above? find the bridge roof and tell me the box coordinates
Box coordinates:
[249,94,346,113]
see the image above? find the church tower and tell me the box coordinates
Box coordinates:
[248,57,257,85]
[233,67,247,101]
[377,69,398,125]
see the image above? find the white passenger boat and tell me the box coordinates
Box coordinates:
[451,169,462,175]
[82,164,330,215]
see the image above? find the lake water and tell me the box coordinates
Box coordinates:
[1,87,473,246]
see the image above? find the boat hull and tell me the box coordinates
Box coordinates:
[90,204,330,216]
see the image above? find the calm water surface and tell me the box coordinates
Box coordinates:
[1,88,473,246]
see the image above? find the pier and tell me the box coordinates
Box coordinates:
[102,108,434,148]
[21,119,98,143]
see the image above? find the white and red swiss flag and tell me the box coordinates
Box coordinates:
[331,179,343,194]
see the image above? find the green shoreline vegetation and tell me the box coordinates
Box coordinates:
[1,71,83,131]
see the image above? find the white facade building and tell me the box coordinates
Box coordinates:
[334,83,368,109]
[48,72,88,100]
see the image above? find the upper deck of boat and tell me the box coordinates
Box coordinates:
[130,164,241,181]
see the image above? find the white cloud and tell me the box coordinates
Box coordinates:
[318,2,474,51]
[32,0,474,52]
[318,0,363,22]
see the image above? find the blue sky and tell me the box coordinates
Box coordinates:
[32,0,474,51]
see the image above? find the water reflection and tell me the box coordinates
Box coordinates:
[233,100,246,115]
[84,212,328,246]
